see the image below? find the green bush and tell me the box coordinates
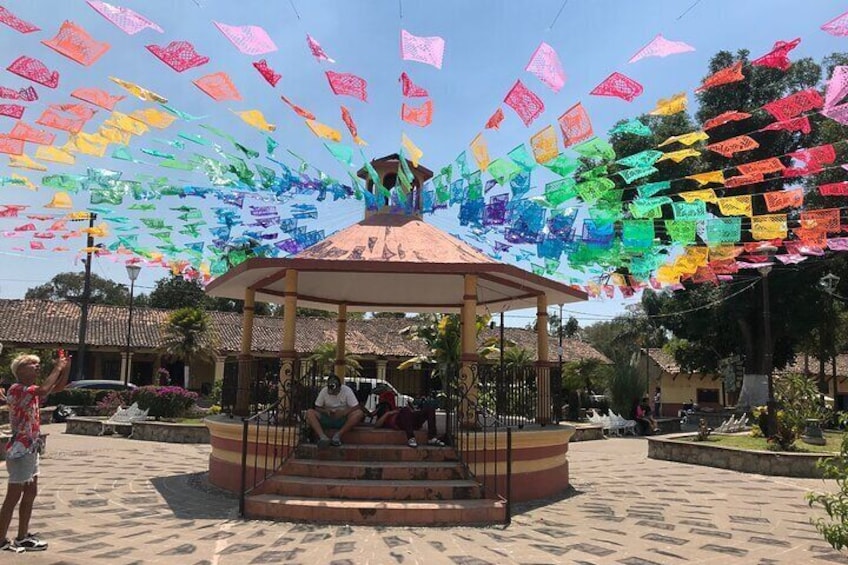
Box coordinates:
[130,386,198,419]
[45,389,106,407]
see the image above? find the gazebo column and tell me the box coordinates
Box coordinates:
[460,274,479,429]
[279,270,299,413]
[535,294,552,425]
[335,304,347,381]
[235,288,256,417]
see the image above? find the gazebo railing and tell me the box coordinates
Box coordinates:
[238,360,322,516]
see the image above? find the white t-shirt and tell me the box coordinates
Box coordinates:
[315,385,358,410]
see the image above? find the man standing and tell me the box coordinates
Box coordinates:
[1,352,70,553]
[653,387,662,418]
[305,375,364,447]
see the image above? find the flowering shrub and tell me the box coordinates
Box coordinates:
[130,386,198,419]
[96,391,130,415]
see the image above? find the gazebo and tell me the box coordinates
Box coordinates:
[203,155,588,517]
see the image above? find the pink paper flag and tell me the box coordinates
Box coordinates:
[0,86,37,101]
[7,56,59,89]
[589,72,643,102]
[306,34,335,63]
[0,104,25,119]
[325,71,367,102]
[628,34,695,63]
[0,6,39,33]
[401,29,445,69]
[399,72,428,97]
[146,41,209,72]
[253,60,281,87]
[42,20,110,67]
[822,10,848,36]
[503,80,544,127]
[87,1,162,35]
[752,38,800,71]
[525,42,566,93]
[71,87,124,110]
[825,66,848,108]
[214,22,277,56]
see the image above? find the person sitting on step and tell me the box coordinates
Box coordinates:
[372,388,445,448]
[635,396,660,435]
[305,375,365,448]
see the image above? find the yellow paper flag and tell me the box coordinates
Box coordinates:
[470,133,490,171]
[103,111,149,135]
[649,92,687,116]
[401,133,423,167]
[658,148,700,163]
[98,126,132,145]
[658,130,708,147]
[751,214,787,240]
[530,125,559,164]
[70,132,110,157]
[305,120,341,142]
[35,146,75,165]
[110,77,168,103]
[679,188,717,204]
[130,108,178,129]
[9,154,47,171]
[687,170,724,186]
[717,195,753,216]
[233,109,276,132]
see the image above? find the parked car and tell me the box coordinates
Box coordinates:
[67,380,137,391]
[333,376,414,413]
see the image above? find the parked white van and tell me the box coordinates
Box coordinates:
[338,376,414,413]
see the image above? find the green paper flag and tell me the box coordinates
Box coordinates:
[488,158,520,185]
[543,154,579,177]
[573,137,616,161]
[672,201,707,220]
[617,150,663,169]
[618,166,657,185]
[705,218,741,244]
[665,220,697,244]
[544,178,577,207]
[637,180,671,199]
[507,144,537,173]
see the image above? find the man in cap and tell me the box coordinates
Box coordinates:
[305,375,364,447]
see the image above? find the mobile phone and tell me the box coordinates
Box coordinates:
[58,349,65,359]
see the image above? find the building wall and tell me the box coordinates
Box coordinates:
[657,372,722,417]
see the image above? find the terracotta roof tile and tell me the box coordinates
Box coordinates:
[0,299,608,363]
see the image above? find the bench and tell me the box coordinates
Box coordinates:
[99,403,149,437]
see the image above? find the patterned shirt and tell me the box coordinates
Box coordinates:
[5,383,40,459]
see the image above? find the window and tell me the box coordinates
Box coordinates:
[697,388,720,404]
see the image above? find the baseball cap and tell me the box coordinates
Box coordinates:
[326,375,341,393]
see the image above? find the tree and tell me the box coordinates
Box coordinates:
[159,307,216,388]
[306,343,362,378]
[148,274,273,314]
[371,312,407,319]
[808,413,848,551]
[26,272,129,306]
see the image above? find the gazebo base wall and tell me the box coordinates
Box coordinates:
[205,416,575,503]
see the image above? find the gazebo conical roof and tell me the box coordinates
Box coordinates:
[206,212,586,313]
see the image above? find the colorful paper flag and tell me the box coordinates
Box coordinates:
[214,22,277,55]
[325,71,368,102]
[401,29,445,69]
[146,41,208,72]
[504,80,544,127]
[525,42,566,92]
[306,34,335,63]
[558,102,593,146]
[87,1,162,35]
[590,72,643,102]
[629,34,695,63]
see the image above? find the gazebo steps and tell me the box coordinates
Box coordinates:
[244,495,506,526]
[281,459,467,481]
[244,426,505,525]
[256,475,483,500]
[295,443,458,462]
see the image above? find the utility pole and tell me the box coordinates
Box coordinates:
[73,212,97,381]
[761,266,776,437]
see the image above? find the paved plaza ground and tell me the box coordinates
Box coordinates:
[0,423,845,564]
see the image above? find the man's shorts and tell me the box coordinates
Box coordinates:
[6,452,39,484]
[318,413,348,429]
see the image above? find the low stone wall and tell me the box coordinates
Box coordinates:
[648,433,833,478]
[132,421,209,443]
[569,423,604,442]
[0,406,56,426]
[65,417,210,444]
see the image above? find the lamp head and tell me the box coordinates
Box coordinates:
[125,263,142,282]
[820,273,840,294]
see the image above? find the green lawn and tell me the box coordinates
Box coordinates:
[159,417,207,426]
[684,432,844,453]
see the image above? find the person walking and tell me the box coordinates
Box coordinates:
[0,351,71,553]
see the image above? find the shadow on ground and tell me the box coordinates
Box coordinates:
[150,472,239,520]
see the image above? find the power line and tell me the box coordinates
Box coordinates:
[676,0,703,20]
[546,0,569,31]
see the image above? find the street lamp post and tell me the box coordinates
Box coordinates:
[123,264,142,386]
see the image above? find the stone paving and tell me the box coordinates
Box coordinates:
[1,424,845,564]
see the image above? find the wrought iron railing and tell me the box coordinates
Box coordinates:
[238,360,322,516]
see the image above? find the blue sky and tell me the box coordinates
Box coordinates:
[0,0,846,328]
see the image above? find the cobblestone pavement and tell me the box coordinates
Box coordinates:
[1,424,845,564]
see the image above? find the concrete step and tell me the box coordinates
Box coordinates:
[281,459,468,481]
[245,495,506,526]
[296,443,458,462]
[257,475,483,500]
[318,426,440,446]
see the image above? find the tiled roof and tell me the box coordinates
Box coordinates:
[646,348,681,374]
[647,347,848,378]
[0,299,609,363]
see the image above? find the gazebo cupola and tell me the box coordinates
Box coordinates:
[357,154,434,218]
